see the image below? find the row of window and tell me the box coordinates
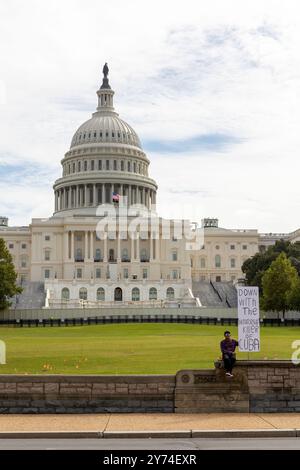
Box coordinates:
[215,244,248,250]
[61,286,175,301]
[8,243,27,250]
[191,256,245,269]
[44,268,181,280]
[63,158,147,176]
[73,130,139,146]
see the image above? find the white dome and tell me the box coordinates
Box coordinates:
[70,114,142,149]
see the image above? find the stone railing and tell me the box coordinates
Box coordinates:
[0,361,300,413]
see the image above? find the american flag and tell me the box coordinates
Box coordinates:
[112,192,120,203]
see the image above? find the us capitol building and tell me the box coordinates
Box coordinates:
[1,64,300,309]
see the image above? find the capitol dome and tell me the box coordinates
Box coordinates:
[70,114,142,149]
[53,63,158,217]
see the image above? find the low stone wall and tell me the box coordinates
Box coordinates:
[0,361,299,413]
[175,361,300,413]
[0,375,175,413]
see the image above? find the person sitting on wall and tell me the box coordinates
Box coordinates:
[220,330,238,377]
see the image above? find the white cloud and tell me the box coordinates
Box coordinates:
[1,0,300,232]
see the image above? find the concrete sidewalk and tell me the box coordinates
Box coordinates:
[1,413,300,438]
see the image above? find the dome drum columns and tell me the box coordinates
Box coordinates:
[54,184,156,212]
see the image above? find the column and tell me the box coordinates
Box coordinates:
[90,230,94,261]
[155,236,160,262]
[93,184,96,205]
[103,235,108,262]
[131,235,135,261]
[120,184,123,203]
[128,185,131,206]
[63,231,68,262]
[136,234,140,261]
[142,188,145,206]
[102,184,105,204]
[85,231,88,260]
[117,231,121,261]
[71,231,74,261]
[150,232,153,261]
[76,186,79,207]
[55,191,58,211]
[84,185,88,207]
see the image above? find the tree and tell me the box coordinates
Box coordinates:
[288,277,300,312]
[261,252,298,318]
[242,239,300,291]
[0,237,22,310]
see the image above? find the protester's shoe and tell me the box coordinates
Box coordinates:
[225,372,231,377]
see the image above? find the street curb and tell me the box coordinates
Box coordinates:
[0,431,102,439]
[0,429,299,439]
[191,429,298,438]
[103,431,192,439]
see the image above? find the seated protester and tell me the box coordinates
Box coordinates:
[220,330,238,377]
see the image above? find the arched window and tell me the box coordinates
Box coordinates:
[61,288,70,301]
[166,287,175,300]
[132,287,140,301]
[149,287,157,300]
[122,248,129,261]
[200,258,206,268]
[215,254,221,268]
[97,287,105,301]
[79,287,87,300]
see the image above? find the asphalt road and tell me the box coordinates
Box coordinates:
[0,438,300,450]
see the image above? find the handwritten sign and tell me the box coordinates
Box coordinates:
[237,286,260,352]
[0,340,6,364]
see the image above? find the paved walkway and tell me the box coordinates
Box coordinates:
[1,413,300,432]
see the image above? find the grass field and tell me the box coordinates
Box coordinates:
[0,323,298,375]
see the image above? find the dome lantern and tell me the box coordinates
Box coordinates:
[96,63,115,114]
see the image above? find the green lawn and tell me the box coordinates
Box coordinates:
[0,323,298,375]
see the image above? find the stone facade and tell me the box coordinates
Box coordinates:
[0,361,300,413]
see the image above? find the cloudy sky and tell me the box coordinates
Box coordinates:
[1,0,300,232]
